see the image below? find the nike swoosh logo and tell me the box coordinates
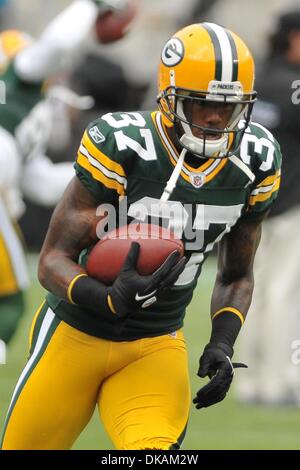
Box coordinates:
[135,290,157,302]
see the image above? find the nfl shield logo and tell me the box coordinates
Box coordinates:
[190,173,205,188]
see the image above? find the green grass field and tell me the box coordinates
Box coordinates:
[1,255,300,450]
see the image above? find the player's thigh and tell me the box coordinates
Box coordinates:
[1,303,106,450]
[98,331,191,450]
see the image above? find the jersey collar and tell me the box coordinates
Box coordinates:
[152,111,228,186]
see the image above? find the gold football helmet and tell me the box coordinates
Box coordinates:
[157,23,257,158]
[0,30,33,69]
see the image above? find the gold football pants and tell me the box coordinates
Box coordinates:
[1,302,190,450]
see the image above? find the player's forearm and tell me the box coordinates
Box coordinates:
[40,0,99,52]
[209,273,254,348]
[211,272,254,318]
[38,251,86,301]
[208,216,262,349]
[39,248,113,320]
[38,249,112,316]
[37,177,113,312]
[15,0,99,82]
[38,178,96,297]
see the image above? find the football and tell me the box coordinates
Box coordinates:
[86,223,184,285]
[95,1,137,44]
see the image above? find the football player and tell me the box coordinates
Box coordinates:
[1,23,281,450]
[0,0,134,359]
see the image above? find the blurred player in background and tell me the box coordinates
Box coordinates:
[0,0,136,361]
[236,8,300,406]
[1,23,282,449]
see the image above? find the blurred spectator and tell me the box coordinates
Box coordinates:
[236,9,300,406]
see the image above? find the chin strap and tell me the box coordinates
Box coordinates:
[229,155,255,187]
[160,148,187,202]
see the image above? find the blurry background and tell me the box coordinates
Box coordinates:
[1,0,300,450]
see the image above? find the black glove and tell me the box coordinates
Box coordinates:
[108,242,186,318]
[193,342,247,409]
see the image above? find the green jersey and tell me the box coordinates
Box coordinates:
[0,62,43,136]
[47,110,281,341]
